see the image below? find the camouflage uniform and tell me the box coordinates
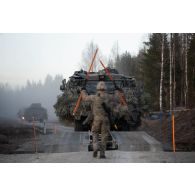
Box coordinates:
[81,81,115,158]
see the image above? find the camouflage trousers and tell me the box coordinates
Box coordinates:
[91,118,110,154]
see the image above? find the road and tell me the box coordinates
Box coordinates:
[14,122,162,153]
[1,122,195,162]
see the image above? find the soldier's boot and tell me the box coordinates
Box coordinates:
[93,151,98,158]
[100,131,107,159]
[100,151,106,159]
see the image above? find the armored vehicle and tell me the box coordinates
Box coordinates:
[54,68,141,131]
[18,103,48,122]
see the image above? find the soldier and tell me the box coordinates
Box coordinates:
[81,81,118,158]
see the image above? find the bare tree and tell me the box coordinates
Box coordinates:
[169,33,173,111]
[111,41,119,63]
[160,34,164,112]
[179,34,184,106]
[81,41,101,72]
[106,41,120,69]
[184,34,188,108]
[172,34,176,109]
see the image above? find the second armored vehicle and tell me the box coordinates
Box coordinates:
[18,103,48,122]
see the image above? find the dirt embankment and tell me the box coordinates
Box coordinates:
[0,119,42,154]
[142,110,195,151]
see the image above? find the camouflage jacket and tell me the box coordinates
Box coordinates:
[81,90,120,119]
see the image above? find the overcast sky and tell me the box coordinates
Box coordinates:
[0,33,147,87]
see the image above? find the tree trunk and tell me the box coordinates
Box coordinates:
[160,34,164,112]
[184,34,188,108]
[180,34,184,107]
[169,33,173,111]
[172,34,176,109]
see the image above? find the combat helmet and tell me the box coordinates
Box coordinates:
[96,81,106,91]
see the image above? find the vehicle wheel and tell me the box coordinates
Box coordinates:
[122,120,130,131]
[74,119,83,131]
[117,118,129,131]
[131,110,141,128]
[88,144,93,151]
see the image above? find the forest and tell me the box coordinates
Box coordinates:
[110,33,195,111]
[0,75,63,119]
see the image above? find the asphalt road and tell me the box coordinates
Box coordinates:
[14,122,162,154]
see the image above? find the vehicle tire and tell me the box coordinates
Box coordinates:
[117,118,130,131]
[74,119,83,131]
[88,144,93,151]
[131,110,141,128]
[122,120,129,131]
